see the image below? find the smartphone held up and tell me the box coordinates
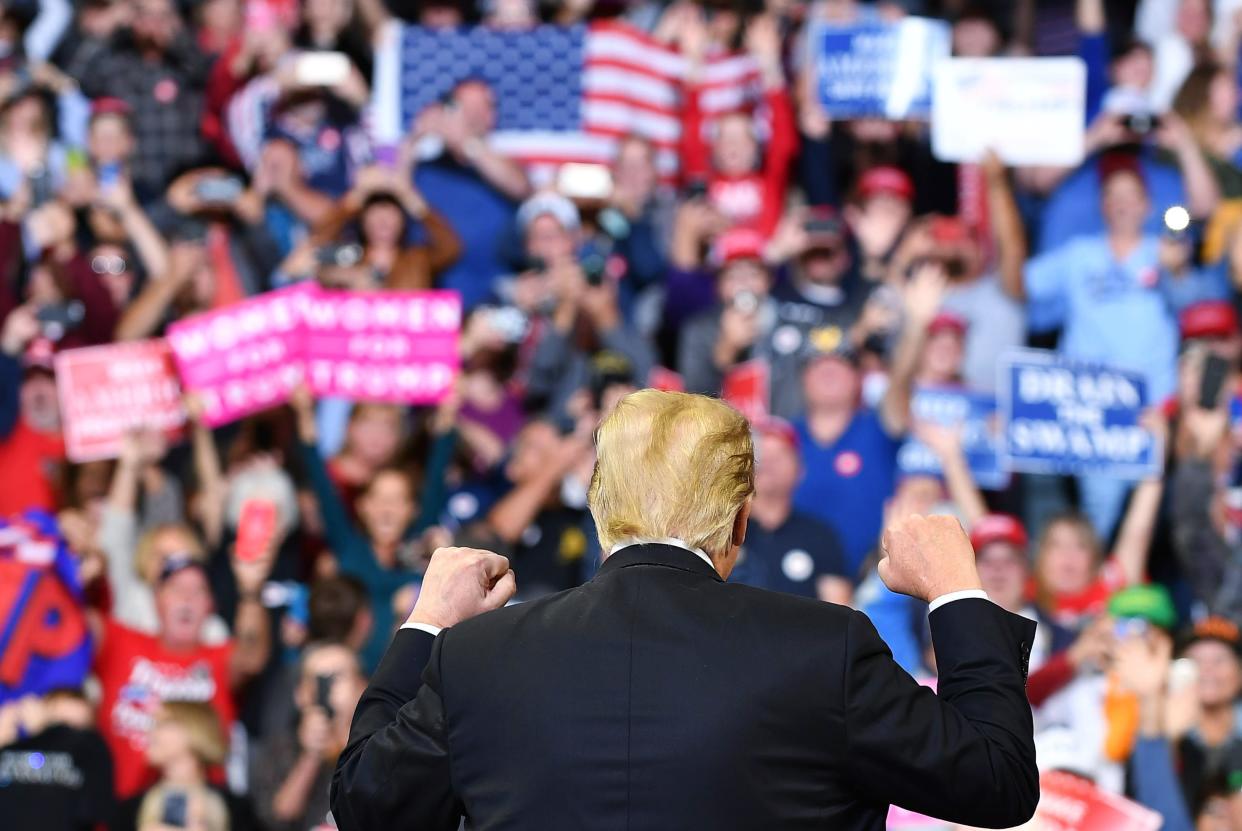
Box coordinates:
[235,499,278,563]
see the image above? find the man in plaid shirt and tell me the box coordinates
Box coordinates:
[80,0,210,200]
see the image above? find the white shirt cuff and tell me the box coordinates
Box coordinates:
[927,589,989,613]
[400,622,443,637]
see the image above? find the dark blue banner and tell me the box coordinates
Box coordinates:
[999,350,1160,478]
[813,18,950,119]
[898,386,1008,490]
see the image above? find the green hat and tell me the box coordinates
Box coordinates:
[1107,585,1178,631]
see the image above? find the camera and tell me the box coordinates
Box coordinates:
[194,175,245,204]
[1122,113,1161,136]
[316,242,364,269]
[580,251,609,286]
[683,178,709,201]
[480,306,530,344]
[36,301,85,342]
[731,290,760,314]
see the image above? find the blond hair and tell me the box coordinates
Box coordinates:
[138,783,230,831]
[135,523,206,585]
[589,390,754,556]
[156,700,228,767]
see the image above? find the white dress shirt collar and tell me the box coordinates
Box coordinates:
[608,537,715,570]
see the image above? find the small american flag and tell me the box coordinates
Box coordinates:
[371,20,761,181]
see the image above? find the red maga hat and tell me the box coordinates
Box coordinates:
[1181,300,1240,341]
[970,514,1029,553]
[857,166,914,202]
[712,227,767,268]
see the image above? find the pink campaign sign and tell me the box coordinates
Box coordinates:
[166,284,309,427]
[301,288,460,403]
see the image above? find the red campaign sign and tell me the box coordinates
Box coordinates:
[722,359,770,423]
[1035,770,1162,831]
[54,339,186,462]
[301,288,461,404]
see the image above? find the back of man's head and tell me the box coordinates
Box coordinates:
[589,390,754,557]
[308,575,370,644]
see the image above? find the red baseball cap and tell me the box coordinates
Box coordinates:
[90,97,132,118]
[1181,300,1240,341]
[927,310,968,338]
[857,166,914,202]
[22,337,55,373]
[1098,150,1145,189]
[754,417,799,453]
[969,514,1028,553]
[712,227,767,268]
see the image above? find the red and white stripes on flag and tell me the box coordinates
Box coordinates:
[370,20,762,183]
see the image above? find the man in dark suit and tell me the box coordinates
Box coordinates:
[332,390,1039,831]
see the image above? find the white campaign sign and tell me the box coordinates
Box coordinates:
[931,57,1086,166]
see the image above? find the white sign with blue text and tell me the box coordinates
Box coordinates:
[931,57,1086,166]
[998,350,1161,479]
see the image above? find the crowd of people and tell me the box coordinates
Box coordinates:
[3,0,1242,827]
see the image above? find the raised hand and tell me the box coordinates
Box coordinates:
[903,260,947,327]
[878,514,983,603]
[407,547,517,630]
[1114,634,1172,699]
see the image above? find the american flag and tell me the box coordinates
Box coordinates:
[370,20,761,181]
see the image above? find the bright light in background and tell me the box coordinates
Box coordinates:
[1164,206,1191,233]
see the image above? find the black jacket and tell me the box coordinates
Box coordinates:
[332,543,1038,830]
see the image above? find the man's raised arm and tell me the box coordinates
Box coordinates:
[844,516,1039,828]
[331,548,516,831]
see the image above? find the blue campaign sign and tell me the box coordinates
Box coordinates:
[898,386,1009,491]
[814,17,951,119]
[998,350,1161,478]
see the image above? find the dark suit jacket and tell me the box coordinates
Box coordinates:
[332,543,1038,830]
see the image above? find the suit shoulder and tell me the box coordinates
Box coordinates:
[440,586,580,645]
[719,580,853,625]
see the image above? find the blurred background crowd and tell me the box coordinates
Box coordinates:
[4,0,1242,827]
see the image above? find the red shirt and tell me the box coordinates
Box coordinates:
[94,619,235,798]
[679,84,798,238]
[0,418,64,515]
[1041,558,1130,630]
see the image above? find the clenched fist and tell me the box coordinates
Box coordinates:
[878,514,982,604]
[408,547,517,630]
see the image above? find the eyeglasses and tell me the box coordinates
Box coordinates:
[91,254,129,276]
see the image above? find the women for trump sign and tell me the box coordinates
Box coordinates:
[167,284,310,427]
[301,289,460,403]
[167,285,461,426]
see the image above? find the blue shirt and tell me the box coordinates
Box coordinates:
[1037,154,1189,253]
[791,409,900,575]
[729,510,847,598]
[1162,261,1231,313]
[268,119,368,199]
[853,570,926,675]
[1025,234,1179,401]
[415,156,517,310]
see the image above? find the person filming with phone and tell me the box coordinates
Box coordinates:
[514,191,654,417]
[251,642,366,831]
